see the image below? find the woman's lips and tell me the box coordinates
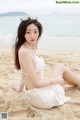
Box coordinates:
[31,39,35,41]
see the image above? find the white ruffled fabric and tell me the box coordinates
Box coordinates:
[24,84,71,109]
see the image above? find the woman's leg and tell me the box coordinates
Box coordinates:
[50,63,80,87]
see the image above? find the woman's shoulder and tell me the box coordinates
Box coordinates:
[18,44,31,58]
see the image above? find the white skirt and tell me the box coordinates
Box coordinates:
[24,84,71,109]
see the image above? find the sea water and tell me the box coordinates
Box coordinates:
[0,14,80,51]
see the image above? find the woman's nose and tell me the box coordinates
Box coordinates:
[31,33,35,38]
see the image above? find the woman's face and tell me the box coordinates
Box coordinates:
[24,23,39,45]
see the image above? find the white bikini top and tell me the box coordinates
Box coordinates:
[21,54,45,75]
[21,54,45,87]
[35,54,45,73]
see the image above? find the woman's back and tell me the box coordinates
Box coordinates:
[19,44,45,89]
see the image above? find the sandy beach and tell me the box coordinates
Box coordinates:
[0,47,80,120]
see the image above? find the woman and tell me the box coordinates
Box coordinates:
[13,16,80,109]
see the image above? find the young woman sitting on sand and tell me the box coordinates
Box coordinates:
[12,16,80,109]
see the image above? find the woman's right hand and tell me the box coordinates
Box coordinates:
[52,76,65,86]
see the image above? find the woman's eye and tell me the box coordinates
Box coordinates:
[26,32,30,34]
[34,31,38,33]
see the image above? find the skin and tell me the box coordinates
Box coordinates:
[12,23,80,92]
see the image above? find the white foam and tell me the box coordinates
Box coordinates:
[0,33,80,52]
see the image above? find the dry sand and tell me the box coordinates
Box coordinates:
[0,51,80,120]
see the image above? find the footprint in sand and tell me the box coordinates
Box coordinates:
[0,97,10,111]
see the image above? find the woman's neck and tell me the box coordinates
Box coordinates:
[25,42,35,50]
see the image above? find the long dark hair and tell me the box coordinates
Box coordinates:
[14,17,43,69]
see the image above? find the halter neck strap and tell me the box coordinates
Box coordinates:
[25,42,37,55]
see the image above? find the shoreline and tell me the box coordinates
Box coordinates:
[0,35,80,52]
